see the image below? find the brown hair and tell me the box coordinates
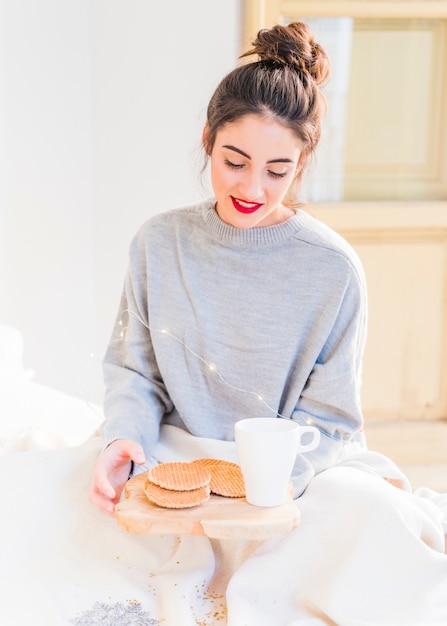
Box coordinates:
[203,22,330,201]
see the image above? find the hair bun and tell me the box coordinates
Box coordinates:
[242,22,329,86]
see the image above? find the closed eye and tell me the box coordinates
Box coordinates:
[268,170,287,179]
[225,159,288,179]
[224,158,244,170]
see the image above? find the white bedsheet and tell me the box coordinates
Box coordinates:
[2,326,446,624]
[1,426,447,626]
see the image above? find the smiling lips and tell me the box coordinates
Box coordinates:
[231,196,264,214]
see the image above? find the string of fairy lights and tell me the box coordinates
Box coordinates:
[117,307,291,420]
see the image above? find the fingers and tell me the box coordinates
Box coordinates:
[125,440,146,466]
[95,475,116,500]
[89,439,146,517]
[89,463,118,516]
[89,451,118,515]
[89,482,117,517]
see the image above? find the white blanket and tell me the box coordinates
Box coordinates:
[1,426,447,626]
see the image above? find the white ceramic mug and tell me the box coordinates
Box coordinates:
[234,417,320,507]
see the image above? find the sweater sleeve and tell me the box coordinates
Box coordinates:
[290,262,368,496]
[297,269,367,436]
[100,234,173,457]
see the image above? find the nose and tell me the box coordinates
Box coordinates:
[240,171,263,200]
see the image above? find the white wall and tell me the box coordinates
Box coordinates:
[0,0,240,404]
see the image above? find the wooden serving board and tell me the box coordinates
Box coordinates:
[116,473,300,540]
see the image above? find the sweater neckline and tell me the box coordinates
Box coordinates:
[203,201,305,247]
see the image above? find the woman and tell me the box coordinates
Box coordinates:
[89,22,447,625]
[90,21,365,514]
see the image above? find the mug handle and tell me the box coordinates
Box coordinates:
[296,426,320,453]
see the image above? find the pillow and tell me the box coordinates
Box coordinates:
[0,325,104,453]
[0,379,104,453]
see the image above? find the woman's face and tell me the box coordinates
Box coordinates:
[209,114,304,229]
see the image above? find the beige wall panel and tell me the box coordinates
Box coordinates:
[357,240,446,420]
[313,202,447,422]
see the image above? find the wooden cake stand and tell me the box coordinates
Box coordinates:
[116,473,300,540]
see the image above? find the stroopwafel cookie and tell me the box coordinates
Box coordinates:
[148,461,211,491]
[144,478,210,509]
[191,458,245,498]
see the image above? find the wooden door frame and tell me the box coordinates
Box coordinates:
[244,0,447,43]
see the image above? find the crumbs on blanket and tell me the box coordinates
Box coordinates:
[69,600,159,625]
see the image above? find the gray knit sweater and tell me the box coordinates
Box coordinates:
[102,199,368,496]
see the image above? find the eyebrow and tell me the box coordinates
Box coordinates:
[222,144,293,164]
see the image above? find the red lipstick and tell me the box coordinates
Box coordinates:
[231,196,264,214]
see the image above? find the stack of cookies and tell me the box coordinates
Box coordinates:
[144,459,245,509]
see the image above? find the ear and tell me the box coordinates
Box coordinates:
[202,124,212,155]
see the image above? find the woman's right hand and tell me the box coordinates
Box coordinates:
[89,438,146,517]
